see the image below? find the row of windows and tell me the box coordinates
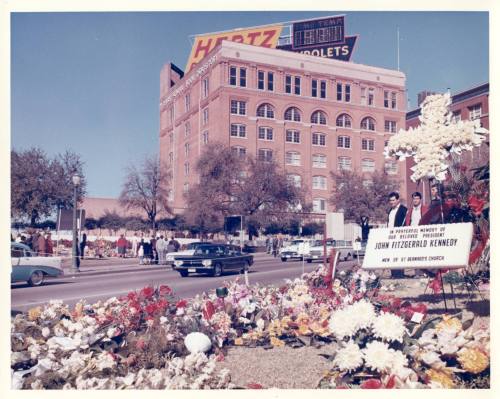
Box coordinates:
[230,101,397,131]
[451,103,483,122]
[227,66,398,109]
[230,145,397,173]
[229,124,378,150]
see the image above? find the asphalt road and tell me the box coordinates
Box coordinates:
[11,255,359,313]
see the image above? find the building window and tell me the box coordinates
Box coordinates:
[336,114,352,128]
[258,126,273,141]
[384,91,397,109]
[320,80,327,99]
[368,88,375,106]
[285,75,292,94]
[312,175,327,190]
[185,94,191,112]
[184,162,190,176]
[268,72,274,91]
[384,120,397,133]
[184,143,190,156]
[451,110,461,123]
[361,158,375,172]
[312,154,327,168]
[362,138,375,151]
[337,135,351,149]
[230,100,246,115]
[284,107,301,122]
[231,146,247,158]
[336,83,342,101]
[184,121,190,137]
[285,129,300,143]
[385,161,398,175]
[229,66,237,86]
[361,87,367,105]
[361,117,376,131]
[230,124,246,138]
[202,131,209,144]
[313,198,326,213]
[312,79,318,97]
[168,152,173,164]
[469,104,482,120]
[294,76,301,95]
[345,84,351,102]
[202,77,209,98]
[183,183,189,193]
[391,92,397,109]
[257,103,275,118]
[287,174,302,188]
[312,133,326,146]
[258,148,273,162]
[285,151,301,166]
[240,68,246,87]
[258,70,274,91]
[258,70,265,90]
[338,157,352,171]
[202,107,209,125]
[311,110,327,125]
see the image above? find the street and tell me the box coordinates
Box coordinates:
[11,254,359,314]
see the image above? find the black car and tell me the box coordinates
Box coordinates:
[172,244,253,277]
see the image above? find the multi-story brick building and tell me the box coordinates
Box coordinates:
[159,40,407,214]
[405,83,489,204]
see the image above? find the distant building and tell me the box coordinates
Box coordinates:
[81,197,143,220]
[159,40,408,214]
[405,83,489,204]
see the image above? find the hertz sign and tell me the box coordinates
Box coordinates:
[185,15,358,72]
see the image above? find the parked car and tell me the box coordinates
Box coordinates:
[11,242,64,286]
[165,241,207,266]
[171,244,253,277]
[279,239,313,262]
[304,239,354,263]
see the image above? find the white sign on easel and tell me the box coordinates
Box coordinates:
[362,223,473,270]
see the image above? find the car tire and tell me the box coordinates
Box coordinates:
[28,270,45,287]
[281,258,287,262]
[212,263,223,277]
[179,271,189,277]
[306,259,312,263]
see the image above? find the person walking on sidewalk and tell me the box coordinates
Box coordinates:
[156,235,166,265]
[131,233,139,257]
[138,242,145,265]
[80,232,87,260]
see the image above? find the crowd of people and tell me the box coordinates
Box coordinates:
[11,230,54,257]
[128,233,181,265]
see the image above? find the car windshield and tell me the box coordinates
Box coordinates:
[290,240,303,245]
[194,246,221,255]
[186,242,203,250]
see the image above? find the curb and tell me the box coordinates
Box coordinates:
[61,265,171,278]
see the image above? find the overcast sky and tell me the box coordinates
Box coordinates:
[11,11,489,198]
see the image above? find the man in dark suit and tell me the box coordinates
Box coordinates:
[387,191,407,278]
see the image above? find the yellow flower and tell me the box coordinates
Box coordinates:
[270,336,285,347]
[296,313,309,324]
[298,324,312,336]
[234,338,244,346]
[27,307,42,321]
[436,315,462,334]
[458,348,489,374]
[280,316,292,329]
[426,369,455,388]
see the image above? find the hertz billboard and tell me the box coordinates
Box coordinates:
[185,15,357,72]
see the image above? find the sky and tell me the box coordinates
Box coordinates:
[11,11,489,198]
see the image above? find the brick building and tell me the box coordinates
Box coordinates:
[159,40,408,214]
[405,83,489,204]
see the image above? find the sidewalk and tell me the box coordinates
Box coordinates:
[61,252,270,278]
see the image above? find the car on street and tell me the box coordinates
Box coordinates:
[304,239,355,263]
[171,244,254,277]
[11,242,64,286]
[165,241,207,266]
[279,239,313,262]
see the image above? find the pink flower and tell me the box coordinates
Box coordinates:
[361,379,383,389]
[159,285,172,296]
[176,299,188,308]
[140,286,155,299]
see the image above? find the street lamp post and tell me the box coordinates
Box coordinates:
[71,174,81,273]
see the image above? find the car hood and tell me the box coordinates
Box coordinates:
[12,256,63,270]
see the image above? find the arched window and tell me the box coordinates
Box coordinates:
[361,117,376,131]
[284,107,301,122]
[287,174,302,188]
[338,157,352,171]
[285,151,301,166]
[311,110,327,125]
[336,113,352,128]
[256,103,275,119]
[312,175,327,190]
[361,158,375,172]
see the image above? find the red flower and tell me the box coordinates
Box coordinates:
[157,299,169,311]
[176,299,188,309]
[202,301,215,320]
[246,382,264,389]
[159,285,172,296]
[428,276,442,294]
[385,375,396,389]
[361,379,383,389]
[140,286,155,299]
[145,303,157,315]
[468,195,486,216]
[127,291,138,301]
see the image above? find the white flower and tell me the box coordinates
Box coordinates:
[420,351,446,369]
[41,327,50,338]
[328,308,358,339]
[390,349,409,370]
[349,300,376,330]
[333,341,364,371]
[363,340,395,373]
[372,312,406,342]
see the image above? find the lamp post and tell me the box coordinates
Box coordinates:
[71,174,81,273]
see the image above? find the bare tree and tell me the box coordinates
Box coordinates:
[119,154,171,234]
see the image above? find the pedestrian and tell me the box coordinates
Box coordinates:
[116,234,127,258]
[272,236,278,257]
[138,242,145,265]
[169,236,181,252]
[150,236,157,264]
[31,230,40,253]
[37,233,47,256]
[143,239,151,264]
[131,233,139,257]
[45,232,54,256]
[387,191,407,278]
[80,232,87,259]
[405,192,428,226]
[156,235,166,264]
